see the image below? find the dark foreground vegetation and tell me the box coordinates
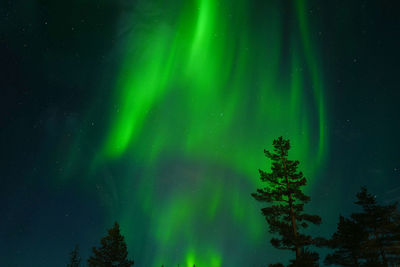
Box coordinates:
[67,137,400,266]
[68,222,134,267]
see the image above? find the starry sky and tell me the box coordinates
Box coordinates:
[1,0,399,266]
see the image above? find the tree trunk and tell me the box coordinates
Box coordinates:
[281,147,301,260]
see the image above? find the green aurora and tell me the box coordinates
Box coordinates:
[5,0,400,266]
[83,0,329,266]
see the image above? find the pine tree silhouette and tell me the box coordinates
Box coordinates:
[88,222,134,267]
[351,187,400,266]
[324,216,366,266]
[251,137,321,265]
[67,245,81,267]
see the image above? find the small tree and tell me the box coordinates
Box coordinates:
[351,187,400,266]
[324,216,366,266]
[251,137,321,265]
[67,245,81,267]
[88,222,134,267]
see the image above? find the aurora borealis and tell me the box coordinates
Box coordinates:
[99,1,327,265]
[1,0,400,266]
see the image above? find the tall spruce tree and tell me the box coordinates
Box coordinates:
[67,245,81,267]
[351,187,400,266]
[251,137,321,265]
[88,222,134,267]
[323,216,367,266]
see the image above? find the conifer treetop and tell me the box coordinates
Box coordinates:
[88,222,134,267]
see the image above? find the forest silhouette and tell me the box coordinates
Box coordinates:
[67,137,400,266]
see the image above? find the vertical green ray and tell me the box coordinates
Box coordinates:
[295,0,329,164]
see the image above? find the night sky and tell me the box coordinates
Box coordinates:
[1,0,399,266]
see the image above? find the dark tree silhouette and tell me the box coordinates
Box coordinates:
[323,216,367,266]
[251,137,321,265]
[288,249,319,267]
[67,245,81,267]
[88,222,134,267]
[351,187,400,266]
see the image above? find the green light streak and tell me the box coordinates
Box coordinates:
[104,26,178,158]
[295,0,329,163]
